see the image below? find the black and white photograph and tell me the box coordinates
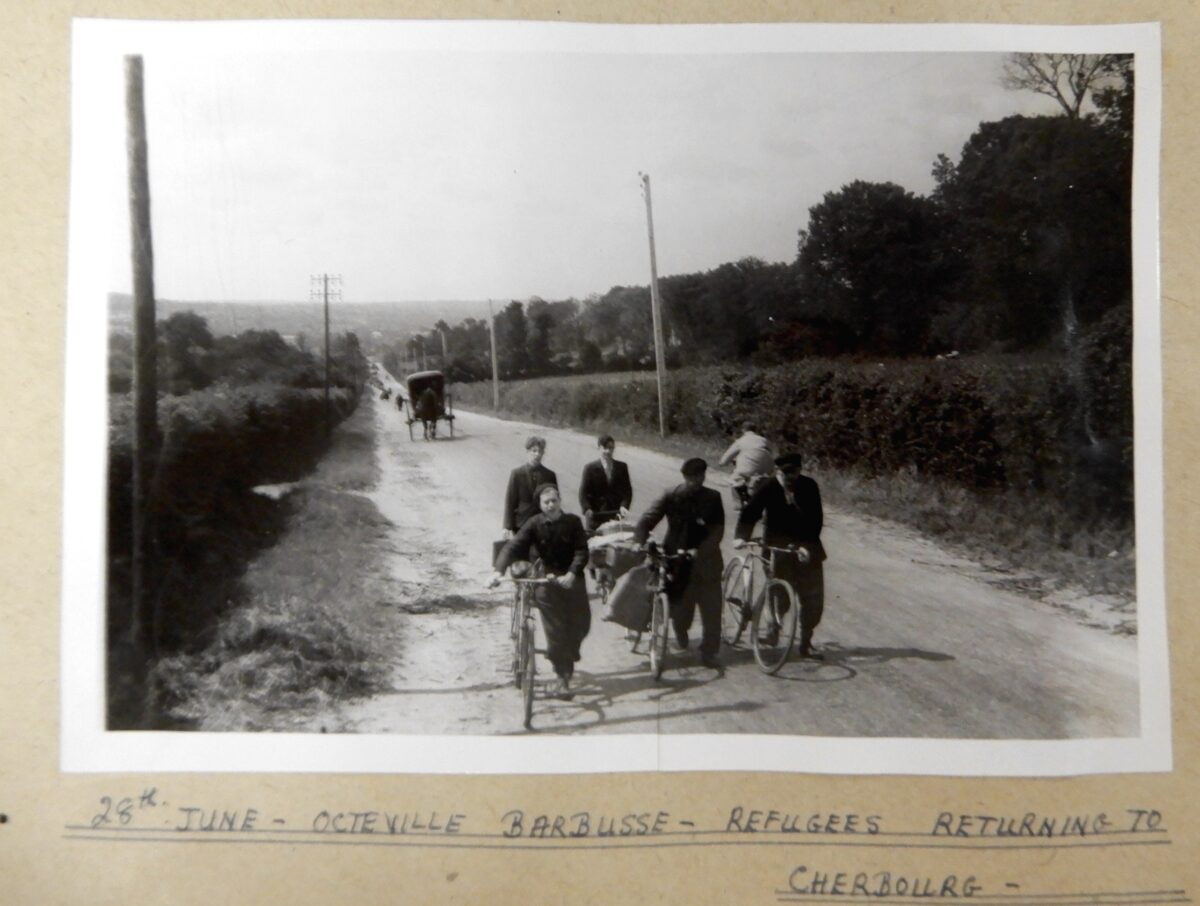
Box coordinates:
[62,19,1165,774]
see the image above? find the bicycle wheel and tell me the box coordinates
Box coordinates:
[512,590,529,688]
[721,556,749,646]
[750,579,798,675]
[520,620,536,729]
[649,592,670,680]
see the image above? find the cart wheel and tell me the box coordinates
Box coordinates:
[750,579,798,675]
[649,592,669,681]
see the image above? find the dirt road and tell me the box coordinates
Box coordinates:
[325,389,1139,738]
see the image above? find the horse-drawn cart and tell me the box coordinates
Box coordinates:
[401,370,455,440]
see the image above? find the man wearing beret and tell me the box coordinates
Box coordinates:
[633,457,726,669]
[734,451,827,659]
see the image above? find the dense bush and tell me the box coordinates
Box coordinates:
[455,352,1132,528]
[108,384,359,649]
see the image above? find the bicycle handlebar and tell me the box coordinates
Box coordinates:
[644,541,693,561]
[740,539,809,559]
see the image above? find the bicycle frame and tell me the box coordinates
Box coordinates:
[643,543,691,681]
[510,575,556,729]
[721,539,802,674]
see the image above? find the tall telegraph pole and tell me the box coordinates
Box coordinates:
[310,274,342,436]
[126,55,160,653]
[488,300,500,410]
[640,172,668,438]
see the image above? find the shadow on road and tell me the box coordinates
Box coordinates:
[501,663,757,733]
[821,643,955,664]
[714,641,953,684]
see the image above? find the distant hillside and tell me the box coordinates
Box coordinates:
[107,294,492,349]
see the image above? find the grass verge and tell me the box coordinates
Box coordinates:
[150,399,394,730]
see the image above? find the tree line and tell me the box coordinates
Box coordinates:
[385,54,1132,384]
[110,310,369,395]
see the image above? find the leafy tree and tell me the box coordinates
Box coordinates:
[932,114,1130,350]
[495,301,530,379]
[578,340,603,373]
[796,180,953,354]
[527,310,554,373]
[158,311,215,393]
[1092,54,1134,142]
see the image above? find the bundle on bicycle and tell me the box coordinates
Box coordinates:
[585,510,640,607]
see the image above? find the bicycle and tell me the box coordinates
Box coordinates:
[508,563,558,729]
[643,541,692,681]
[720,538,802,674]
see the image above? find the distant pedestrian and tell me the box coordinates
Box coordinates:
[502,435,558,538]
[578,434,633,532]
[734,452,827,659]
[633,457,725,669]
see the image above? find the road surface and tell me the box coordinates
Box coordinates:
[322,388,1139,738]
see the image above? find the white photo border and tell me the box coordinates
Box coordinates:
[62,18,1166,775]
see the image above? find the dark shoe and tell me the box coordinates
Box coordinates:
[673,630,689,652]
[701,653,721,669]
[760,624,780,648]
[799,644,825,661]
[550,677,575,700]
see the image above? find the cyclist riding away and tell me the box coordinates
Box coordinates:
[719,421,775,510]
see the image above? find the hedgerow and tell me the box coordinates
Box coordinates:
[108,384,360,651]
[454,354,1132,528]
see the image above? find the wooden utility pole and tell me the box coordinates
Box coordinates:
[640,172,668,437]
[310,274,341,435]
[126,55,160,653]
[439,328,448,368]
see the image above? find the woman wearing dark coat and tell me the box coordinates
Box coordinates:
[490,484,591,697]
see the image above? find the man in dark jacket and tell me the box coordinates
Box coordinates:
[633,457,725,668]
[502,435,558,537]
[735,452,827,658]
[578,434,633,532]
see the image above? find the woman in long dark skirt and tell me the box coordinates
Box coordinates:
[489,483,591,699]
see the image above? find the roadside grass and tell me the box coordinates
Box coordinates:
[457,391,1135,606]
[151,399,395,730]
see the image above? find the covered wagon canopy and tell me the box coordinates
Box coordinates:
[402,370,454,439]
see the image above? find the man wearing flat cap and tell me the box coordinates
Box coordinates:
[633,457,726,668]
[735,451,827,658]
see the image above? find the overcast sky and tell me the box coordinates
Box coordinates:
[98,37,1063,303]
